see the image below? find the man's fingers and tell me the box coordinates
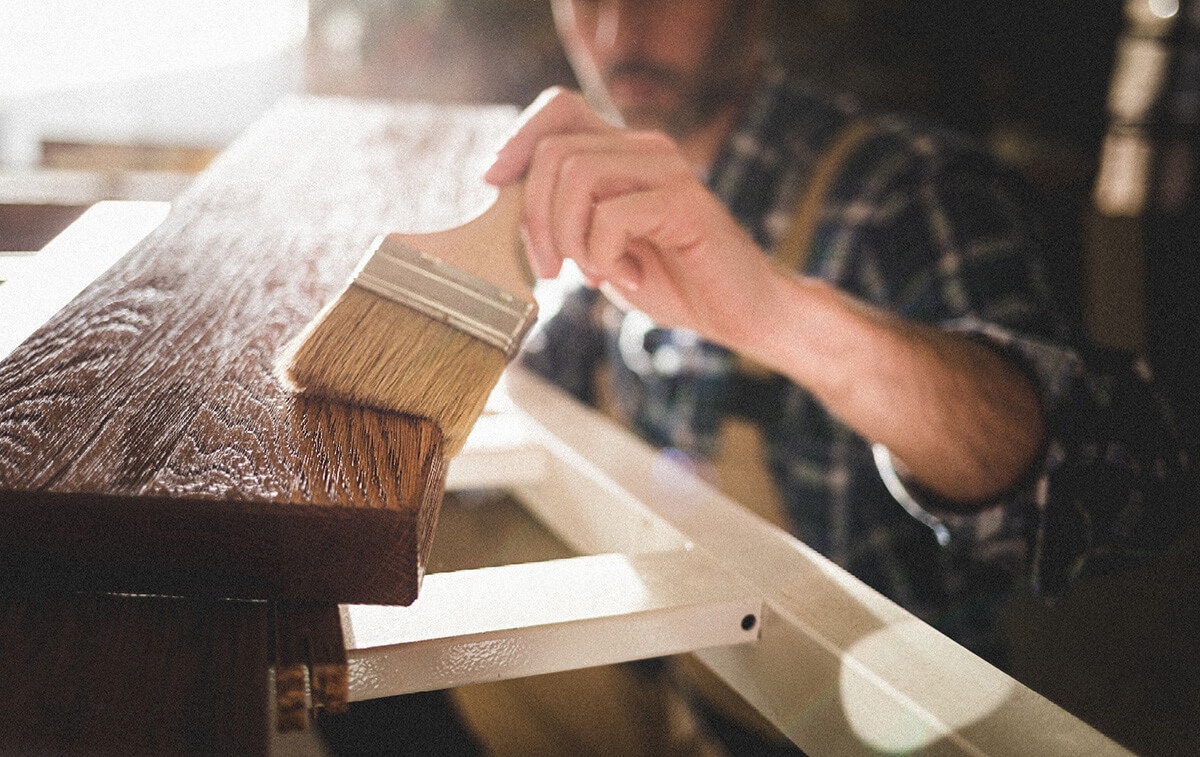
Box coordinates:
[481,87,721,300]
[483,88,613,185]
[584,182,764,338]
[584,187,696,288]
[524,132,682,279]
[543,139,683,268]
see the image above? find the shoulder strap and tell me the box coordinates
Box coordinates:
[734,118,878,380]
[772,118,879,272]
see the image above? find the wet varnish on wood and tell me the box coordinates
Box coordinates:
[0,98,518,604]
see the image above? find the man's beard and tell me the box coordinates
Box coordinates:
[600,5,759,140]
[603,58,740,138]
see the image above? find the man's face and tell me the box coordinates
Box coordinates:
[551,0,764,139]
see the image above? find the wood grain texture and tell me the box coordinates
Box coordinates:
[0,98,518,604]
[273,600,350,730]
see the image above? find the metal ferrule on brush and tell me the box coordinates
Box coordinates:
[351,236,537,360]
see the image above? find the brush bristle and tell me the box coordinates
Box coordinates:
[276,284,509,456]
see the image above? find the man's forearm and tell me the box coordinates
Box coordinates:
[742,273,1045,507]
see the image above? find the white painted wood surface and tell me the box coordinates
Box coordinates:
[343,550,762,700]
[432,367,1135,757]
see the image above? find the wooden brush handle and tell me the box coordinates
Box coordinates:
[386,183,534,303]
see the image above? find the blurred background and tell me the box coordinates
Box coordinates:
[1,1,1197,753]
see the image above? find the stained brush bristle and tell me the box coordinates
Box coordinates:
[276,284,508,456]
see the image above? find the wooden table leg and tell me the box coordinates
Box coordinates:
[0,592,270,756]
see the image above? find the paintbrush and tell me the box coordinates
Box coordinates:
[275,183,536,456]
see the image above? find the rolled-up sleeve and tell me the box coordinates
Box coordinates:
[859,132,1194,599]
[947,319,1194,597]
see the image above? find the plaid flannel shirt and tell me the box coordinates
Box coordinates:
[522,65,1191,665]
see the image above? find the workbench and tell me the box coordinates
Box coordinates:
[0,98,1134,755]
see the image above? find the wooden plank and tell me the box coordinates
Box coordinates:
[274,600,349,730]
[0,98,517,604]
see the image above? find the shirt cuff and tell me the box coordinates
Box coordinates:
[871,443,951,546]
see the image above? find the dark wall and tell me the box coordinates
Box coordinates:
[768,0,1125,333]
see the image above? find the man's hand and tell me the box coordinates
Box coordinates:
[485,87,783,353]
[488,88,1045,507]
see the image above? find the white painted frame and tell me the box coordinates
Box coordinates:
[360,367,1133,756]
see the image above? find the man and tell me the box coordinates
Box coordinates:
[451,0,1190,753]
[484,0,1187,656]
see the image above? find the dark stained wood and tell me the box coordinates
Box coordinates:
[0,99,518,604]
[0,592,269,755]
[273,600,349,730]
